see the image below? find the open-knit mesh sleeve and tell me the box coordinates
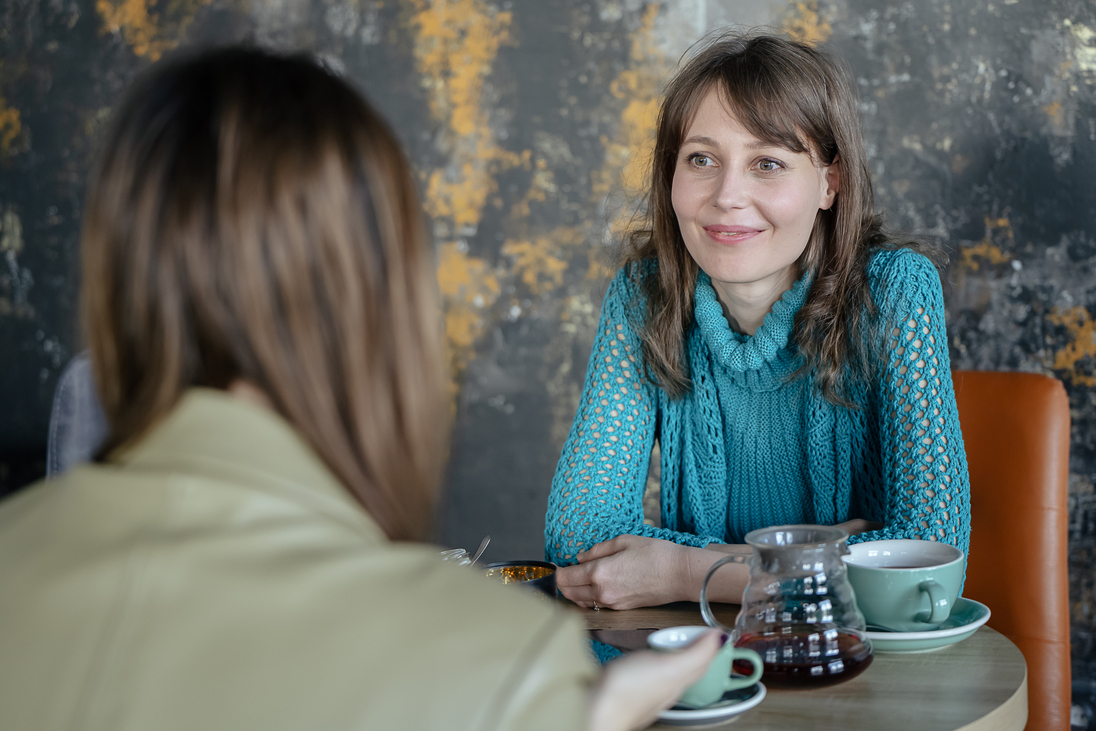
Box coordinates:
[848,251,971,557]
[545,270,715,566]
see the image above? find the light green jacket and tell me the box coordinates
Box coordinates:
[0,389,595,731]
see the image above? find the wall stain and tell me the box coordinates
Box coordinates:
[0,96,21,157]
[781,0,831,46]
[407,0,528,388]
[1071,21,1096,75]
[1043,99,1065,127]
[436,241,501,376]
[592,2,662,229]
[502,228,583,296]
[0,207,33,319]
[510,157,555,220]
[1048,306,1096,387]
[959,216,1014,272]
[409,0,523,228]
[96,0,213,61]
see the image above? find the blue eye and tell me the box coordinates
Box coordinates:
[687,153,713,167]
[758,158,782,172]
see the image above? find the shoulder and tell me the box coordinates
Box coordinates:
[0,470,594,730]
[865,247,945,310]
[607,259,656,303]
[599,260,656,332]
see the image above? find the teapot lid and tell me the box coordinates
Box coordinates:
[744,524,849,549]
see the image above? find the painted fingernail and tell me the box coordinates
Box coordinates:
[719,633,730,646]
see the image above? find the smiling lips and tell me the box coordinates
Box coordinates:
[703,224,764,244]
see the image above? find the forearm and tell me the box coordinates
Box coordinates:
[674,545,750,604]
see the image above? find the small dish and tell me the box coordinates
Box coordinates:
[657,681,766,727]
[483,560,558,599]
[866,597,991,653]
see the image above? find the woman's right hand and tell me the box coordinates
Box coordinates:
[588,630,723,731]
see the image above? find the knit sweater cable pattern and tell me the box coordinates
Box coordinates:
[545,248,971,565]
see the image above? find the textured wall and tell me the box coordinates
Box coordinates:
[1,0,1095,708]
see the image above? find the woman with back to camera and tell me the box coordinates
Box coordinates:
[0,47,721,731]
[547,32,972,613]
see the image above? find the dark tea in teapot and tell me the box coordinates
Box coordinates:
[734,629,873,688]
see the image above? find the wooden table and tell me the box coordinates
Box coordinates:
[577,602,1028,731]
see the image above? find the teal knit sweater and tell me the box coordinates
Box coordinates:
[545,248,971,565]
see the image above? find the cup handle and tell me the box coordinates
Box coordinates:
[723,647,764,691]
[699,553,747,635]
[915,579,950,624]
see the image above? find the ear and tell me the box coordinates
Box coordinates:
[819,156,841,211]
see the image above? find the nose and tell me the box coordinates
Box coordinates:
[711,167,750,210]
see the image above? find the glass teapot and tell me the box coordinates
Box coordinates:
[700,524,873,689]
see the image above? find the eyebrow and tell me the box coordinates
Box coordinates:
[680,135,774,151]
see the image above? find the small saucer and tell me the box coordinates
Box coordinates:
[866,597,991,653]
[657,682,766,727]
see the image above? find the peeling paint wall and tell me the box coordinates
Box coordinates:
[2,0,1096,703]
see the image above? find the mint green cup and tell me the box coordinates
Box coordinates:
[842,540,965,632]
[647,626,763,708]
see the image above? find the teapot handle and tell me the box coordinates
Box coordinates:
[698,553,748,637]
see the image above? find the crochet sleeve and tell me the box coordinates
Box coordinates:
[545,269,715,566]
[848,250,971,556]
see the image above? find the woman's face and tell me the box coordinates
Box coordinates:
[671,88,839,300]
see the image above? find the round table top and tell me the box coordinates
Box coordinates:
[577,602,1028,731]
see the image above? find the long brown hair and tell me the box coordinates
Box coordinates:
[81,47,446,541]
[624,32,939,404]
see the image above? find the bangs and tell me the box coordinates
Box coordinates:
[675,52,835,163]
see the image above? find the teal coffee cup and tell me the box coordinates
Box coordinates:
[647,626,763,708]
[842,539,965,632]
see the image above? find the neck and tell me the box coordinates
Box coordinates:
[709,269,798,337]
[227,379,274,410]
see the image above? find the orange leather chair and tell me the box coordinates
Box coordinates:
[953,370,1071,731]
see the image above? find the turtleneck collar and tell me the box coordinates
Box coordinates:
[693,270,812,373]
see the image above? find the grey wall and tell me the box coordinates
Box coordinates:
[2,0,1096,713]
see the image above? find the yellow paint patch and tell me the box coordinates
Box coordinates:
[960,242,1011,272]
[409,0,530,392]
[782,0,832,46]
[1047,306,1096,387]
[0,208,23,255]
[502,228,584,296]
[592,3,664,234]
[436,242,501,377]
[96,0,212,61]
[509,154,550,219]
[409,0,522,230]
[1043,100,1065,126]
[959,216,1014,272]
[0,97,21,156]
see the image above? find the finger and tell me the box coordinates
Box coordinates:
[578,536,626,563]
[672,630,723,683]
[558,584,598,607]
[555,563,594,588]
[593,633,724,730]
[634,631,723,694]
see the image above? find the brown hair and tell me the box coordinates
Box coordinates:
[624,32,939,404]
[81,47,446,541]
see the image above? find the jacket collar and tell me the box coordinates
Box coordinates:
[112,388,386,542]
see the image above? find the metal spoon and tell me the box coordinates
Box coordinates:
[467,535,491,568]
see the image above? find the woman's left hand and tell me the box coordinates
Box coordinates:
[556,535,692,610]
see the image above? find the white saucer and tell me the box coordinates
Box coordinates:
[657,682,766,727]
[866,597,991,653]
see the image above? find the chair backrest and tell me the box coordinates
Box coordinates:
[47,352,109,478]
[953,370,1071,731]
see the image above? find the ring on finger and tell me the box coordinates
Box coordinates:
[593,601,600,611]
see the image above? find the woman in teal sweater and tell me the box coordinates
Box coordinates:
[546,33,971,612]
